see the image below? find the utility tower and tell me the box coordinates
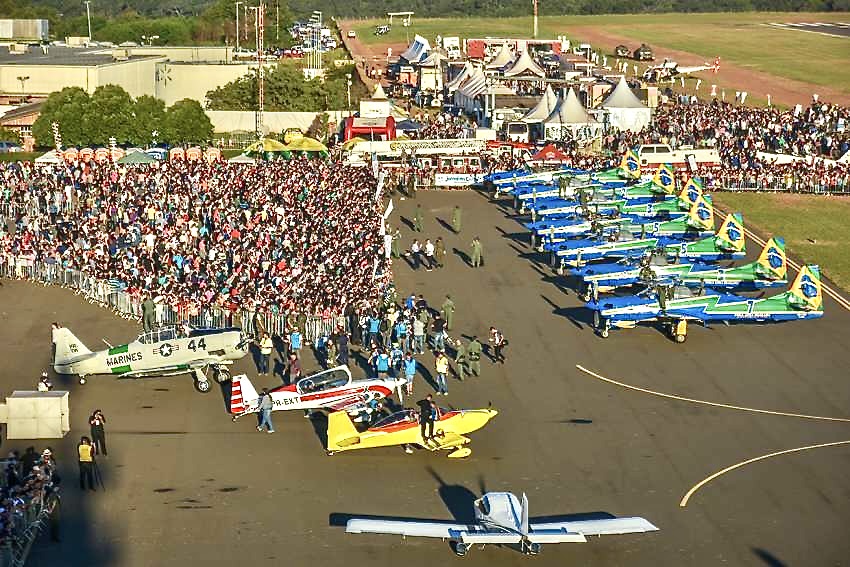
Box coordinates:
[255,3,265,138]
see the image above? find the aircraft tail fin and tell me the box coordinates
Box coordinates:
[714,213,746,253]
[230,374,259,414]
[620,150,641,180]
[327,411,361,450]
[521,493,530,536]
[787,265,823,312]
[652,163,675,194]
[686,195,714,231]
[678,177,703,208]
[756,237,787,280]
[52,327,92,367]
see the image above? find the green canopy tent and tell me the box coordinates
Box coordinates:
[284,136,329,158]
[244,138,291,161]
[117,151,157,165]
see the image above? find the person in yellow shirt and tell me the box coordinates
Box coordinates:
[78,436,96,491]
[434,351,450,396]
[257,332,273,376]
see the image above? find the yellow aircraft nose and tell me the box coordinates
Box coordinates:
[453,408,498,434]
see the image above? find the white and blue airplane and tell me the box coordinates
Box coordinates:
[345,491,658,557]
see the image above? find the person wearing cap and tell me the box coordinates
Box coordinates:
[89,410,107,457]
[38,371,53,392]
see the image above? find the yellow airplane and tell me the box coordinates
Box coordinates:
[326,407,498,458]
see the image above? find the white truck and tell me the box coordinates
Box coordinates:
[637,144,721,170]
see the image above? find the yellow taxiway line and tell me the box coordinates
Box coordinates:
[575,365,850,422]
[679,440,850,507]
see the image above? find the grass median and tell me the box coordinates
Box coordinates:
[713,192,850,292]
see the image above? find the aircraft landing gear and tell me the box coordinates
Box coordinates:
[523,542,542,556]
[79,376,87,385]
[193,368,212,393]
[213,365,231,383]
[667,320,688,344]
[453,542,470,557]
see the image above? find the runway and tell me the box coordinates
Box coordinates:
[2,189,848,566]
[767,22,850,39]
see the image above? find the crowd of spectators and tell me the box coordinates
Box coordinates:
[604,99,850,190]
[0,157,391,320]
[2,448,58,549]
[404,112,472,139]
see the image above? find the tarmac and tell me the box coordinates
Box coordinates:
[1,189,849,567]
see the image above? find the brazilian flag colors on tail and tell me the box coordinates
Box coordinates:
[652,163,676,194]
[755,237,787,280]
[619,150,641,180]
[686,194,714,231]
[714,213,745,253]
[678,178,703,208]
[788,265,823,312]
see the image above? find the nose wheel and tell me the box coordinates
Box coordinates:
[453,542,470,557]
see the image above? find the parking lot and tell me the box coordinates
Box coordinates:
[2,190,849,566]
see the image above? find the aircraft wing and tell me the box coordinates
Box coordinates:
[346,519,473,539]
[325,394,371,412]
[531,517,658,536]
[121,358,218,377]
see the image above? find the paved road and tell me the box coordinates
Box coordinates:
[2,189,848,567]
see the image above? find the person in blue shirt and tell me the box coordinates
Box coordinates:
[403,352,417,397]
[289,328,302,358]
[374,349,391,379]
[394,319,407,347]
[389,343,404,376]
[367,313,382,347]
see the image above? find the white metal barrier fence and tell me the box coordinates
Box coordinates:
[0,258,346,343]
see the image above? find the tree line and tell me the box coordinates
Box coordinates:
[206,63,369,112]
[3,0,847,47]
[32,86,213,148]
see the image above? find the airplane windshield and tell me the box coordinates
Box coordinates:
[297,368,351,394]
[137,326,178,344]
[372,410,417,429]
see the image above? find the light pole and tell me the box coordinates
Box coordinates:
[84,1,93,41]
[16,76,29,102]
[235,1,243,51]
[346,73,352,117]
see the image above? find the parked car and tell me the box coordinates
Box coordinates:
[347,30,356,38]
[0,141,22,153]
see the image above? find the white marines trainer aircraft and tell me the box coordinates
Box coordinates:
[53,325,249,393]
[346,491,658,557]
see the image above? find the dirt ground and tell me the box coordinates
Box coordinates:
[568,26,850,107]
[2,189,849,566]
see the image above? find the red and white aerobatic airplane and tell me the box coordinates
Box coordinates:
[230,365,405,420]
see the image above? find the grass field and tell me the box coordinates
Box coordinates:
[713,192,850,291]
[349,12,850,94]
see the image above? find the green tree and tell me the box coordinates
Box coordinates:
[84,84,136,146]
[0,127,21,144]
[131,95,167,146]
[32,87,92,147]
[163,99,213,144]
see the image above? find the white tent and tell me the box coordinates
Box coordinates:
[454,67,488,115]
[486,43,514,69]
[400,34,431,64]
[503,49,546,78]
[34,150,62,164]
[446,62,473,92]
[602,76,651,133]
[543,87,601,141]
[522,84,559,123]
[228,153,257,163]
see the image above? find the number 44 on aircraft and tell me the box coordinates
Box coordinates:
[52,325,250,392]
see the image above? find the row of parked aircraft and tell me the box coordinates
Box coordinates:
[489,154,824,342]
[51,325,657,555]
